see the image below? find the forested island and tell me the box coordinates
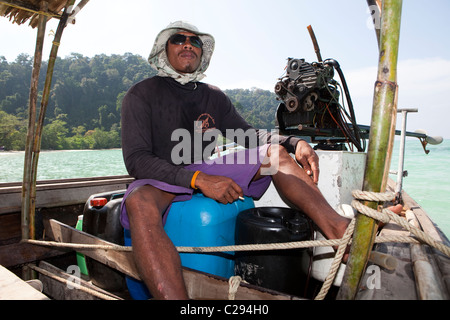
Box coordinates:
[0,53,278,150]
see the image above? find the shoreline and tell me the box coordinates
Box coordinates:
[0,148,122,154]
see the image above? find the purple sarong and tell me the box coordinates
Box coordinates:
[120,145,271,230]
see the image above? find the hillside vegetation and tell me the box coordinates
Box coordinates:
[0,53,278,150]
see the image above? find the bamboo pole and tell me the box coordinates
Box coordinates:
[21,1,48,240]
[21,0,76,241]
[337,0,403,300]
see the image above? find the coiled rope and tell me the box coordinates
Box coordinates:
[351,190,450,257]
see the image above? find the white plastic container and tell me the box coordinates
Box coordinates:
[310,204,355,286]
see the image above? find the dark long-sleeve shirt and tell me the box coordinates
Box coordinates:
[121,76,301,188]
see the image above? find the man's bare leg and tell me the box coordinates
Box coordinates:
[125,185,188,300]
[256,145,404,254]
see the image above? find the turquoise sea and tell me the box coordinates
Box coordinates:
[0,139,448,237]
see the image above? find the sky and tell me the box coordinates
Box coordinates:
[1,0,450,139]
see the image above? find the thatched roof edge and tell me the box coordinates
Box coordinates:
[0,0,68,28]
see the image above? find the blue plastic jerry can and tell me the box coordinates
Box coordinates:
[165,193,254,278]
[124,193,254,300]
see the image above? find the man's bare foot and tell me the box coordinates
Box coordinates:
[338,204,404,263]
[388,204,404,216]
[378,204,404,228]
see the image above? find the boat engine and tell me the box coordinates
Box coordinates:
[275,57,365,152]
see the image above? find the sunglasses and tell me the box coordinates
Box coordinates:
[168,34,203,49]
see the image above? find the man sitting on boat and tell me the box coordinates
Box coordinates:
[119,21,397,300]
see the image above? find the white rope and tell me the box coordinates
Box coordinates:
[351,191,450,257]
[352,200,391,224]
[228,276,245,300]
[314,219,355,300]
[351,190,395,202]
[23,235,422,253]
[23,238,346,252]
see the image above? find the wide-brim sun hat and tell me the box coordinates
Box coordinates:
[148,21,215,84]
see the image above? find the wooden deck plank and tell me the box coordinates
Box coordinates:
[0,265,50,300]
[355,222,418,300]
[0,176,134,214]
[0,241,68,268]
[35,261,123,300]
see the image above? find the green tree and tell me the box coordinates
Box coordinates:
[92,128,120,149]
[0,110,26,150]
[41,119,69,150]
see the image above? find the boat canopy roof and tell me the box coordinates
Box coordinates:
[0,0,68,27]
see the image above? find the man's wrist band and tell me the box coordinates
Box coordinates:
[191,171,201,189]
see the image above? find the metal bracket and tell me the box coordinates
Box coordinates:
[394,108,418,204]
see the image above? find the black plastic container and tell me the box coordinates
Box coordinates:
[234,207,312,297]
[82,190,126,291]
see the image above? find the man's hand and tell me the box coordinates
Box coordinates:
[195,172,243,204]
[294,140,320,184]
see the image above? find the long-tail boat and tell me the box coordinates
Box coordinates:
[0,0,448,302]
